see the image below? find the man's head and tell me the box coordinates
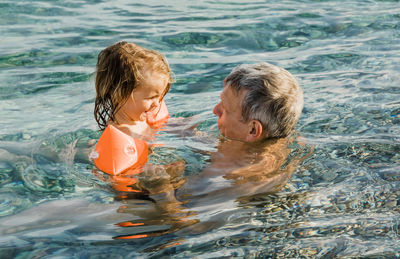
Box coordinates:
[213,62,303,142]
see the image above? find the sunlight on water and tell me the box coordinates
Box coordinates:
[0,0,399,257]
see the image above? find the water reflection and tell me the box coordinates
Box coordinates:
[0,129,308,251]
[171,136,309,235]
[93,134,309,242]
[181,136,307,197]
[91,152,197,240]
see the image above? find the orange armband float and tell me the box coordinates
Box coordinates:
[91,101,169,177]
[146,100,169,129]
[92,125,148,176]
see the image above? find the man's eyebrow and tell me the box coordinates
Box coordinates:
[220,93,229,112]
[220,92,225,105]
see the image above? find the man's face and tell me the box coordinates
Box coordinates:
[213,85,250,141]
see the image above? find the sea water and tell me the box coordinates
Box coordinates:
[0,0,399,257]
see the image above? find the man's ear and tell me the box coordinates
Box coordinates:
[246,120,263,142]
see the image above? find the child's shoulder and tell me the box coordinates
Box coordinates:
[110,121,151,140]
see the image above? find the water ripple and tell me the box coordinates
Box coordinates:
[1,0,400,257]
[0,189,32,217]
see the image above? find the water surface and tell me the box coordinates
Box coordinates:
[0,0,399,257]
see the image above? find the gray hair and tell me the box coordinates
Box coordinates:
[224,62,303,138]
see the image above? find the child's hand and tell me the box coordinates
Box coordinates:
[164,159,186,178]
[163,116,200,138]
[138,160,186,196]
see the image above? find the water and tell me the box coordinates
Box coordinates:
[1,0,399,257]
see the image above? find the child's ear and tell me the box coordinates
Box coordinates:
[246,120,263,142]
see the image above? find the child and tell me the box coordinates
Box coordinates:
[94,41,172,138]
[92,41,176,180]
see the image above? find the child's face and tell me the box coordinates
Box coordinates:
[120,71,169,122]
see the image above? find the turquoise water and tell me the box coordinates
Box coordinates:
[1,0,400,257]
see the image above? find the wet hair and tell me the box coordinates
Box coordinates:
[224,62,303,138]
[94,41,173,130]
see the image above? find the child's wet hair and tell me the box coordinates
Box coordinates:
[94,41,173,130]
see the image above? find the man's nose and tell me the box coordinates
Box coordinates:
[213,103,222,117]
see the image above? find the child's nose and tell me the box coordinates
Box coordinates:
[151,99,160,110]
[213,102,222,117]
[150,100,162,114]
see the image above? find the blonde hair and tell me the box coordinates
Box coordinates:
[225,62,303,138]
[94,41,173,130]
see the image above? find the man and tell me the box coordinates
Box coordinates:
[213,62,304,142]
[181,62,305,196]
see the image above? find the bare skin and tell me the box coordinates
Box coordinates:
[179,136,298,200]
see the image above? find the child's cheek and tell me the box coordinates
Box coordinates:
[147,100,153,108]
